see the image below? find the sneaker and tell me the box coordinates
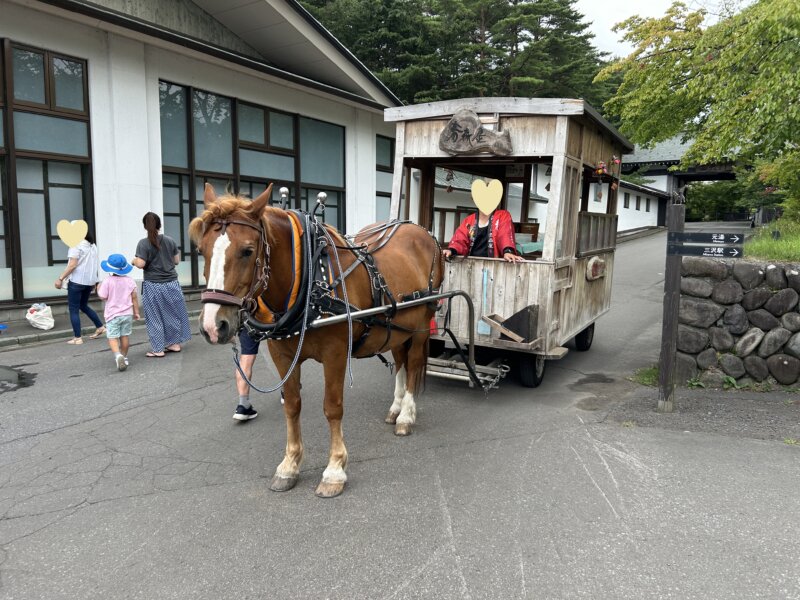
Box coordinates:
[233,405,258,421]
[116,354,127,372]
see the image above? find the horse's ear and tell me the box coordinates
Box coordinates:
[248,183,273,218]
[203,183,218,210]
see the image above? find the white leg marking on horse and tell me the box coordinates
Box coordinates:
[322,466,348,484]
[396,390,417,425]
[389,366,407,415]
[276,457,301,479]
[202,233,231,340]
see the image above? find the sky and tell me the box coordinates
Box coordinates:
[574,0,677,58]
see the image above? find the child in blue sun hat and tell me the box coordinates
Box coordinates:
[97,254,140,371]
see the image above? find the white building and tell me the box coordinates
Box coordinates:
[0,0,400,304]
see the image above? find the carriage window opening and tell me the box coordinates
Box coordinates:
[623,192,630,209]
[646,197,651,212]
[635,195,641,211]
[159,82,188,168]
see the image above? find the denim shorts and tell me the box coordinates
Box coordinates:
[106,315,133,339]
[239,329,260,355]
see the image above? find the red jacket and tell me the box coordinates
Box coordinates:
[447,209,517,258]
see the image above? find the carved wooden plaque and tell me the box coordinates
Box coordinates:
[438,108,513,156]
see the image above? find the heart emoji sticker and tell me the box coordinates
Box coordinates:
[471,179,503,214]
[56,219,88,248]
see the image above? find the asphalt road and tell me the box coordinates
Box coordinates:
[2,224,799,599]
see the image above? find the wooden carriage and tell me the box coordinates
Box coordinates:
[384,98,633,387]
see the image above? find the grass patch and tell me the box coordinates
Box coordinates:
[622,420,637,428]
[784,438,799,446]
[630,365,658,386]
[746,219,800,261]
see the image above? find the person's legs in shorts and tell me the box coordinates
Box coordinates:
[106,315,133,371]
[233,330,259,421]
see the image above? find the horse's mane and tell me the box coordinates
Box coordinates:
[189,194,281,246]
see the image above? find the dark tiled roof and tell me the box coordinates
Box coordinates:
[624,135,692,165]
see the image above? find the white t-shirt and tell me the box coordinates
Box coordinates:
[66,240,99,286]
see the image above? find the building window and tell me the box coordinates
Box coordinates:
[158,81,346,286]
[635,195,641,211]
[623,192,630,209]
[376,135,393,222]
[0,40,92,302]
[646,197,651,212]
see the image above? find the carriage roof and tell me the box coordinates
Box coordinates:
[385,97,633,159]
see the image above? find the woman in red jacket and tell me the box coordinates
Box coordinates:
[442,208,523,262]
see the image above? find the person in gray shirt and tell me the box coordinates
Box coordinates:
[132,212,191,357]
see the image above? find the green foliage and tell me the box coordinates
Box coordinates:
[722,375,742,390]
[630,365,658,386]
[621,165,656,187]
[303,0,617,108]
[596,1,800,218]
[746,218,800,261]
[687,377,705,388]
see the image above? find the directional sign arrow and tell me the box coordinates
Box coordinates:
[667,244,744,258]
[669,232,743,245]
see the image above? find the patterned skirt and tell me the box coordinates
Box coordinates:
[141,280,192,352]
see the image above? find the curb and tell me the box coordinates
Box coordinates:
[617,227,666,244]
[0,310,202,350]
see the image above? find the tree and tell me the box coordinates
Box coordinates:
[595,0,800,218]
[303,0,618,109]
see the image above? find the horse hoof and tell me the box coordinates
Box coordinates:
[394,423,412,436]
[270,475,298,492]
[315,481,345,498]
[385,410,399,424]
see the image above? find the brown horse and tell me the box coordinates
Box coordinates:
[190,184,444,497]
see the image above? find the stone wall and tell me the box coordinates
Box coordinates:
[677,257,800,387]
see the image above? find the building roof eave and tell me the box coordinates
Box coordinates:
[36,0,400,109]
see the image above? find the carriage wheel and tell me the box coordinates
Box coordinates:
[519,354,546,388]
[574,323,595,352]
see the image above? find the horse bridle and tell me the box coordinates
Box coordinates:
[200,217,271,318]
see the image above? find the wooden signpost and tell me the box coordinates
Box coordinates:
[658,202,745,412]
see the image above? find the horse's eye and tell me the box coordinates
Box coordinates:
[241,248,254,258]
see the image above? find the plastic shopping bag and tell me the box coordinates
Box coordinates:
[26,303,55,330]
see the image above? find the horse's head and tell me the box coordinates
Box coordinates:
[189,183,273,344]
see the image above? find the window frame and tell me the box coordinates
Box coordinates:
[635,195,641,211]
[1,39,95,303]
[10,43,89,117]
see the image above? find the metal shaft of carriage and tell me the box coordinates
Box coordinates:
[307,290,490,388]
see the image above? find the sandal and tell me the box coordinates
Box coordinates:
[146,351,165,358]
[165,345,181,353]
[67,338,84,345]
[89,327,106,339]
